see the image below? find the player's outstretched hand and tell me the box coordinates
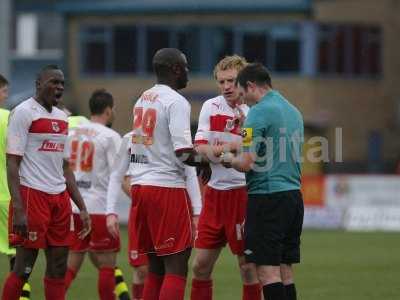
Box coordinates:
[106,214,119,239]
[79,210,91,239]
[13,207,28,238]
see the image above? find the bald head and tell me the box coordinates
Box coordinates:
[153,48,185,71]
[36,64,62,81]
[152,48,189,90]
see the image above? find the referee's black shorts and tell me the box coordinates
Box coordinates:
[244,190,304,266]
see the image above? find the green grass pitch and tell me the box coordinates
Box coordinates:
[1,229,399,299]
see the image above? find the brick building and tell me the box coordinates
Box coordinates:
[55,0,400,174]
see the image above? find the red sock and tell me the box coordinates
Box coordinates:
[1,272,24,300]
[243,283,262,300]
[132,283,144,299]
[44,277,66,300]
[64,268,77,290]
[98,267,116,300]
[159,274,186,300]
[142,272,163,300]
[190,278,212,300]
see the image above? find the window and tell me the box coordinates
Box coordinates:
[213,28,234,63]
[176,28,201,72]
[318,26,331,74]
[271,26,300,72]
[37,13,62,51]
[318,24,382,76]
[82,28,108,74]
[332,27,346,74]
[81,26,137,74]
[12,12,62,57]
[237,25,301,72]
[146,28,170,72]
[364,27,382,75]
[85,41,107,73]
[243,32,268,65]
[113,27,137,73]
[275,40,300,72]
[79,23,303,76]
[351,27,363,74]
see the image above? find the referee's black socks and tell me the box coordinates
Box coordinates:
[284,283,297,300]
[263,282,286,300]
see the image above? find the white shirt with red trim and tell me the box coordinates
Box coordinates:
[7,97,68,194]
[195,96,249,190]
[129,84,193,188]
[67,122,121,214]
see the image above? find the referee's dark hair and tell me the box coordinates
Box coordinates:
[236,63,272,90]
[0,74,9,88]
[89,89,114,115]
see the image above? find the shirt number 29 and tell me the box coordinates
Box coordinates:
[132,107,157,146]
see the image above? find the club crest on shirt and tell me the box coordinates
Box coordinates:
[225,119,235,131]
[38,140,65,152]
[130,250,139,260]
[28,231,38,241]
[52,121,60,133]
[241,128,253,147]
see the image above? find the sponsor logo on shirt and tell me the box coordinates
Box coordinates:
[241,128,253,147]
[76,180,92,189]
[130,153,149,164]
[131,134,154,146]
[38,139,65,152]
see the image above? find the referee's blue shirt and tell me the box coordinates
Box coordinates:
[242,90,304,195]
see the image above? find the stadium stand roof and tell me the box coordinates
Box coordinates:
[56,0,311,14]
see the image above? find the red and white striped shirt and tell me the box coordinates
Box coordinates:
[195,96,248,190]
[7,97,69,194]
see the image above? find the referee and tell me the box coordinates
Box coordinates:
[221,63,304,300]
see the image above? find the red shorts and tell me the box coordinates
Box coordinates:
[70,214,120,252]
[131,185,193,256]
[195,186,247,255]
[9,185,72,249]
[128,205,148,267]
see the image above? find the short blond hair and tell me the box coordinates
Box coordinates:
[213,55,248,79]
